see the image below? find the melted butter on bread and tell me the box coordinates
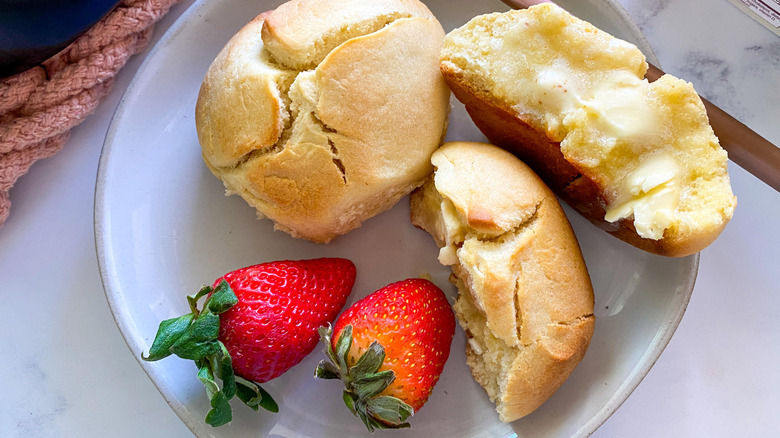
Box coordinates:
[440,4,736,254]
[584,71,659,142]
[605,153,680,239]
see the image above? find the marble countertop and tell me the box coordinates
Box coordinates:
[1,0,777,436]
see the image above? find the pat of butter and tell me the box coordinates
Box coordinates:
[583,72,659,141]
[605,154,681,240]
[531,67,658,143]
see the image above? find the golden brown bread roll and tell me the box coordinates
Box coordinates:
[439,4,736,257]
[410,141,595,422]
[195,0,450,243]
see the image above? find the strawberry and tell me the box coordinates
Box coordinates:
[315,278,456,431]
[143,258,356,427]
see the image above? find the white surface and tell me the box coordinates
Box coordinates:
[94,0,695,436]
[0,1,777,437]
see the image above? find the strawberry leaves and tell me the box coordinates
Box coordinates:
[170,312,220,359]
[235,375,278,412]
[142,313,195,361]
[315,325,413,432]
[142,280,278,427]
[206,280,240,313]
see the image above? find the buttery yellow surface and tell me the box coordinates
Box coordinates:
[441,4,736,241]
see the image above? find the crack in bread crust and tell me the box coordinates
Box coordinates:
[197,1,450,242]
[472,201,540,244]
[328,139,347,183]
[555,314,595,326]
[229,144,284,170]
[214,13,419,176]
[264,12,419,70]
[410,142,594,422]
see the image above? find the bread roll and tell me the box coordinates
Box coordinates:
[410,141,595,422]
[195,0,450,243]
[439,4,736,257]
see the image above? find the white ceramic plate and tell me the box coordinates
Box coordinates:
[95,0,698,437]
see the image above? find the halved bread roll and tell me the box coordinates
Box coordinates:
[410,141,595,422]
[439,4,736,257]
[195,0,450,243]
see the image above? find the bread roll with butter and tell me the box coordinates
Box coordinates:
[410,141,595,422]
[439,4,736,257]
[195,0,450,243]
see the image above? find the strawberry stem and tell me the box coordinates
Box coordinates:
[315,325,414,432]
[142,280,278,426]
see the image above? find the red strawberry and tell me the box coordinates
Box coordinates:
[215,259,356,383]
[315,278,455,431]
[143,258,356,427]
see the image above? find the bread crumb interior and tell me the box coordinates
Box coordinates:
[440,5,736,241]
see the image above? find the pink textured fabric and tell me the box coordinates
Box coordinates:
[0,0,180,226]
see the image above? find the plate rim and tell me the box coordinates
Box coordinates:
[573,255,698,437]
[94,0,696,437]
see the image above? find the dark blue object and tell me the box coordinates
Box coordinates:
[0,0,121,78]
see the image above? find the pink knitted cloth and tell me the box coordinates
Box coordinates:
[0,0,180,226]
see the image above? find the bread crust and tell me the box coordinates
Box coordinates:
[438,5,735,257]
[195,0,450,243]
[440,66,722,257]
[410,142,595,422]
[196,15,291,169]
[262,0,437,70]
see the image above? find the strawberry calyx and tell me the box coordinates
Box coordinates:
[315,324,414,432]
[142,280,279,426]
